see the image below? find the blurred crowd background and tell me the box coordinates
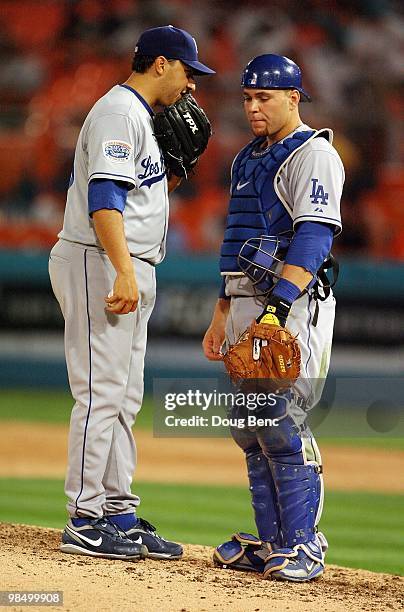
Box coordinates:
[0,0,403,259]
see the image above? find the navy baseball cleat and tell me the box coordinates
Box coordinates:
[125,518,183,559]
[60,517,147,560]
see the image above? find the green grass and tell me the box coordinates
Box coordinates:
[0,390,153,430]
[0,478,403,576]
[1,390,403,449]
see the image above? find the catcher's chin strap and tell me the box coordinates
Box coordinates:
[311,253,339,327]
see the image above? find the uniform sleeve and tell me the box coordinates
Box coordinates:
[86,113,138,188]
[88,179,129,216]
[290,147,344,235]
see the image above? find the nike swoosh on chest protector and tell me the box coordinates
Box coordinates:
[236,179,250,190]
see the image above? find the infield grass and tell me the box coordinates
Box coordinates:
[0,389,403,449]
[0,478,403,576]
[0,389,153,429]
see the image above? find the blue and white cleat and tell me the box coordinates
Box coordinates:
[60,517,147,560]
[263,534,327,582]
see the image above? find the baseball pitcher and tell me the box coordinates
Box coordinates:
[49,25,214,561]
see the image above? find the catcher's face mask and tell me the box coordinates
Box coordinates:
[238,234,292,294]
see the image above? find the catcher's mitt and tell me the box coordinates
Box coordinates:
[153,93,212,178]
[223,321,301,391]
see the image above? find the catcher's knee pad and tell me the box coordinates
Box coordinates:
[271,459,323,548]
[245,448,281,543]
[257,413,304,463]
[213,532,273,573]
[230,420,259,452]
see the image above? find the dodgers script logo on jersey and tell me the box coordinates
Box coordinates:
[138,154,165,189]
[310,178,329,212]
[102,140,133,163]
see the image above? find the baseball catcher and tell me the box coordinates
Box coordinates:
[153,93,212,178]
[203,53,344,582]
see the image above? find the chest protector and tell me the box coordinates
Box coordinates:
[220,130,315,273]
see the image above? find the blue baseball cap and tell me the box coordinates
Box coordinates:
[135,25,215,76]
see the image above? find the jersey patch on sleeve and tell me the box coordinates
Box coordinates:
[102,140,133,163]
[310,178,329,212]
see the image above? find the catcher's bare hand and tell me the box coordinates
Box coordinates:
[203,324,225,361]
[105,272,138,315]
[203,299,230,361]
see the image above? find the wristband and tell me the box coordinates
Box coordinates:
[272,278,302,303]
[256,294,292,327]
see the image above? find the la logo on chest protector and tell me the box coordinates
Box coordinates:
[183,111,198,134]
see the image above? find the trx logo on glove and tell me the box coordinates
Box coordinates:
[183,111,199,134]
[152,94,211,179]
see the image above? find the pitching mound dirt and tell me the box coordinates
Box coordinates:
[1,524,403,612]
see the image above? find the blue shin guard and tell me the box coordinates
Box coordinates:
[246,449,281,545]
[272,460,322,547]
[264,460,326,581]
[213,449,281,573]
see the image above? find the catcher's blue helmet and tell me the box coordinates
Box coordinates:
[241,54,311,102]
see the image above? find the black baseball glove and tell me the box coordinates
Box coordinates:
[153,94,212,178]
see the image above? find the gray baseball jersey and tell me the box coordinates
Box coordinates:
[49,84,166,518]
[275,124,344,233]
[59,84,169,264]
